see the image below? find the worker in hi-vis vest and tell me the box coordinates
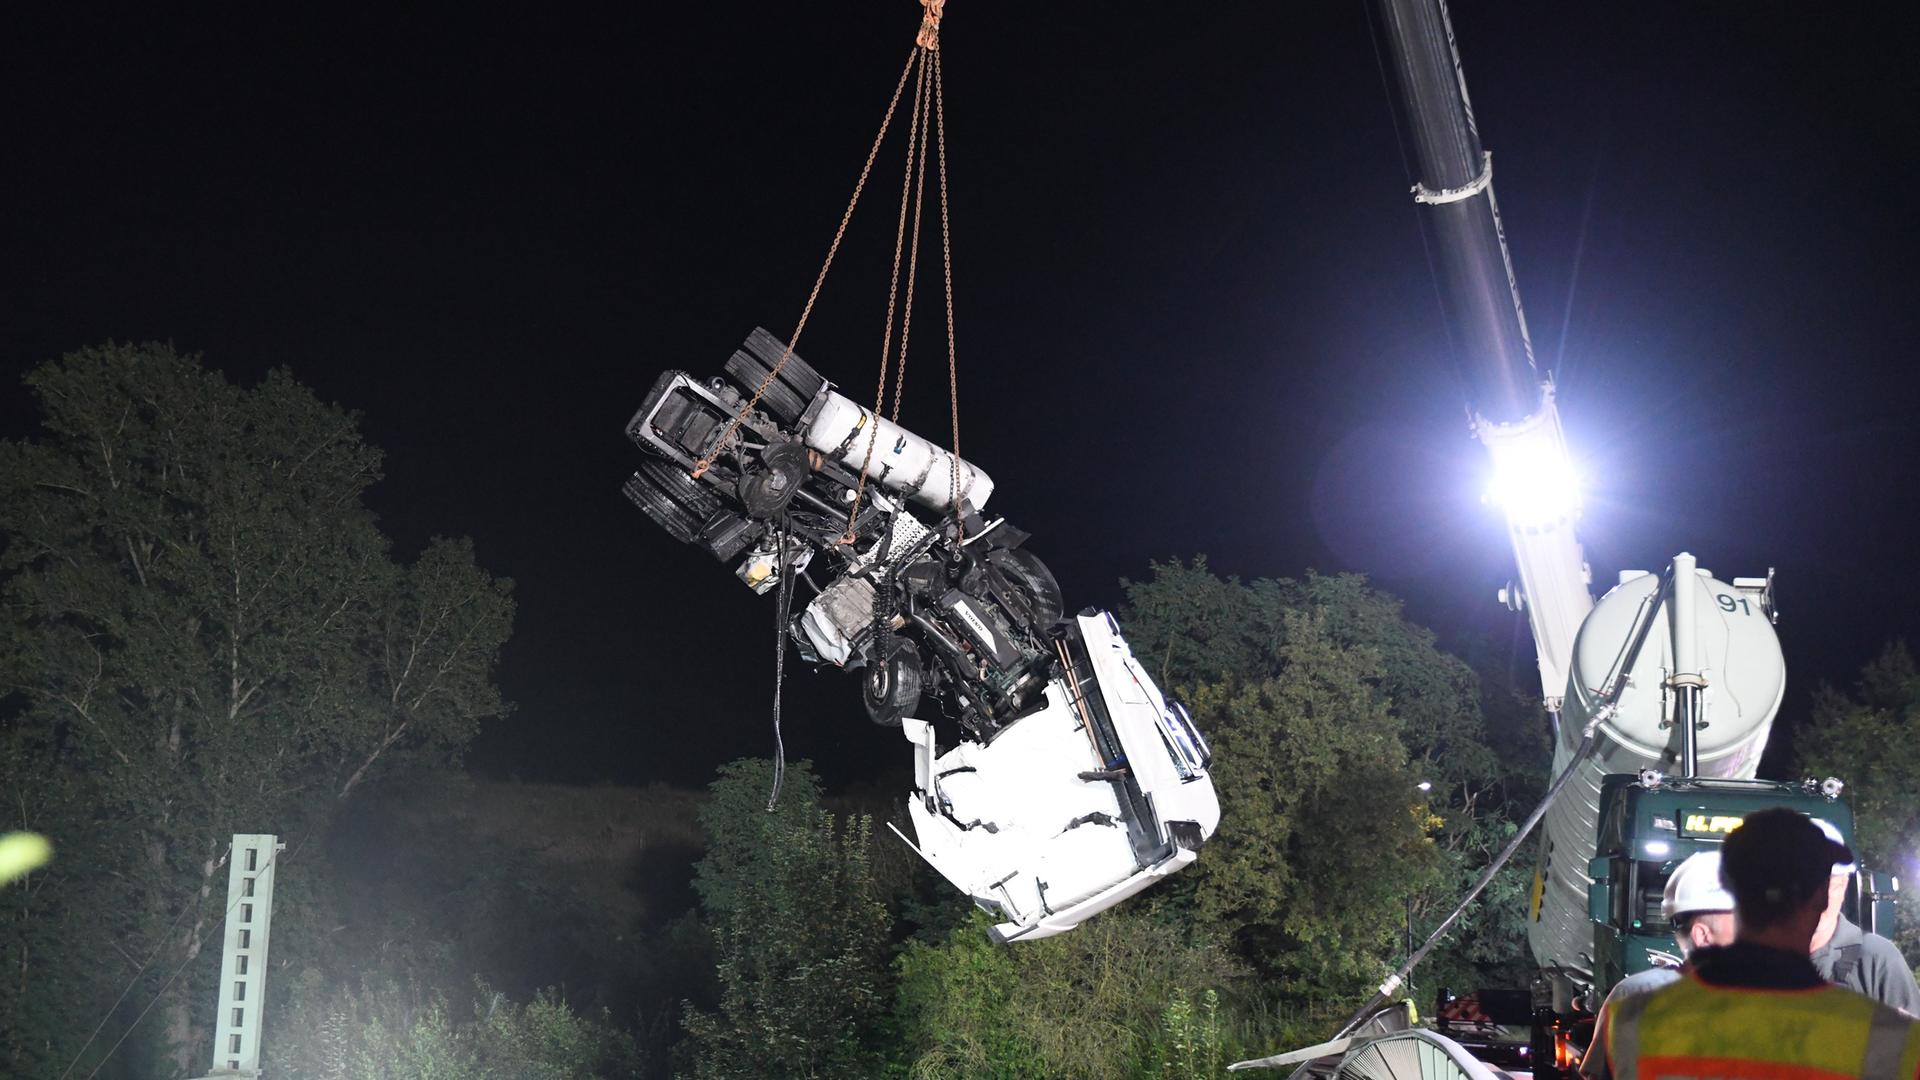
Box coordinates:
[1606,808,1920,1078]
[1581,850,1737,1079]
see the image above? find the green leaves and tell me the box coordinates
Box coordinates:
[1121,558,1531,1000]
[269,978,643,1079]
[891,909,1242,1080]
[1177,610,1437,988]
[0,343,514,1074]
[683,759,891,1079]
[1794,640,1920,962]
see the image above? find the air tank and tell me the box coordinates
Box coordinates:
[1526,565,1785,980]
[802,390,994,515]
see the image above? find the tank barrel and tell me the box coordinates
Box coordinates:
[1374,0,1540,424]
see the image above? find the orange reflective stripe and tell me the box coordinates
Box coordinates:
[1612,974,1920,1079]
[1639,1054,1855,1079]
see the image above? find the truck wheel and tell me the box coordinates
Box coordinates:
[623,459,722,544]
[863,642,924,727]
[724,328,826,425]
[992,547,1064,629]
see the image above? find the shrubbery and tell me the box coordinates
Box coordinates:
[269,976,643,1079]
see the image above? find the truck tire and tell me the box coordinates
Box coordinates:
[724,328,826,425]
[863,640,924,727]
[623,459,722,544]
[991,547,1065,630]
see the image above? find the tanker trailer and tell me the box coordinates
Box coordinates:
[1528,558,1784,995]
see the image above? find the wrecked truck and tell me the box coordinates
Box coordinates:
[622,328,1219,939]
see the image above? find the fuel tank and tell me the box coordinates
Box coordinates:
[802,390,994,514]
[1526,566,1784,981]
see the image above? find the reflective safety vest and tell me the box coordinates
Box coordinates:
[1608,973,1920,1079]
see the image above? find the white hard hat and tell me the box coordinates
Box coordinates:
[1812,818,1858,876]
[1662,851,1735,920]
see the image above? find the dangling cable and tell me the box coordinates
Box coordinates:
[766,519,796,811]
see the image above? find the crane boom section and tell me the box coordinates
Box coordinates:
[1475,394,1593,710]
[1375,0,1593,702]
[1375,0,1539,424]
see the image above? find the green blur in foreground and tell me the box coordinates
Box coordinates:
[0,833,52,885]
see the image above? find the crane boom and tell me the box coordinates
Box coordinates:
[1373,0,1537,422]
[1373,0,1787,995]
[1236,9,1856,1073]
[1374,0,1592,709]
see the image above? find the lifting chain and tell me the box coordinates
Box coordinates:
[688,42,921,481]
[697,3,965,811]
[917,0,945,51]
[687,4,966,552]
[843,11,964,545]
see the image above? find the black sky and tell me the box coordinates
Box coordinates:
[5,5,1916,788]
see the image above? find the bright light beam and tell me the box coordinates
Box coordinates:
[1486,451,1583,528]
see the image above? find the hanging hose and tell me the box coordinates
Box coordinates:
[1328,563,1678,1041]
[766,519,796,811]
[723,0,965,804]
[1329,716,1605,1041]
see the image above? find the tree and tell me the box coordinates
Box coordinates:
[0,344,514,1077]
[890,908,1244,1080]
[891,914,1041,1080]
[1121,559,1534,998]
[1794,640,1920,960]
[681,758,891,1079]
[1176,610,1439,990]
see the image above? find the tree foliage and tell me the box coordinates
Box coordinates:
[0,344,514,1077]
[681,758,891,1079]
[891,914,1042,1079]
[1176,611,1438,988]
[269,976,644,1080]
[891,909,1243,1080]
[1122,558,1537,997]
[1794,640,1920,959]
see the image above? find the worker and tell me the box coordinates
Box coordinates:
[1811,817,1920,1015]
[1606,808,1920,1078]
[1578,850,1735,1080]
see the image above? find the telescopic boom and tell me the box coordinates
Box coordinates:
[1375,0,1592,710]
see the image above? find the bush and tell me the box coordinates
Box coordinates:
[681,759,891,1078]
[268,976,643,1080]
[892,910,1243,1080]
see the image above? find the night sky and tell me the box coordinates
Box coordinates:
[5,5,1915,789]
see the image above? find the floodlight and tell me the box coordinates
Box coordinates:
[1486,452,1582,528]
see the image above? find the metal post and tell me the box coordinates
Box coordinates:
[193,834,283,1079]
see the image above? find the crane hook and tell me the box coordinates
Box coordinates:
[917,0,944,50]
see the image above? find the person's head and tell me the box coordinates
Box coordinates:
[1720,808,1856,947]
[1662,851,1736,954]
[1812,817,1858,918]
